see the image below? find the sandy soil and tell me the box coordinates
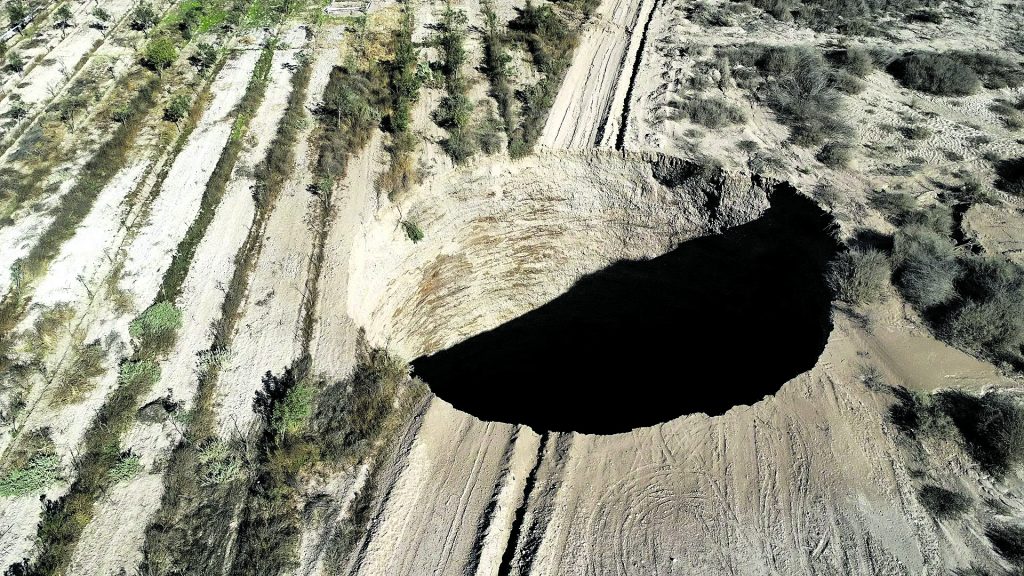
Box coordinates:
[212,26,343,437]
[964,203,1024,265]
[540,0,657,150]
[68,38,310,576]
[0,49,261,570]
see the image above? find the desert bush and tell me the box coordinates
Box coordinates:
[197,440,247,486]
[953,52,1024,89]
[229,342,410,575]
[934,390,1024,478]
[903,203,953,236]
[92,6,111,25]
[144,37,178,73]
[270,381,314,438]
[0,454,62,497]
[987,523,1024,566]
[886,51,1022,96]
[106,453,142,484]
[190,42,218,73]
[163,94,191,122]
[433,7,477,164]
[902,124,931,140]
[940,256,1024,365]
[889,386,935,435]
[892,225,959,309]
[756,47,853,146]
[677,96,746,128]
[315,65,383,188]
[131,2,159,30]
[129,301,182,354]
[826,247,891,305]
[817,141,853,167]
[832,69,865,94]
[906,8,943,22]
[6,0,28,29]
[917,484,971,519]
[402,220,424,243]
[51,341,106,405]
[376,12,421,199]
[837,46,874,77]
[477,102,504,154]
[869,190,917,225]
[54,4,73,37]
[6,51,25,73]
[995,157,1024,196]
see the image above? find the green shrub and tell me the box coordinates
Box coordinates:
[131,2,159,30]
[832,69,865,94]
[433,7,477,165]
[888,52,980,96]
[677,96,746,128]
[507,0,586,155]
[54,4,73,36]
[987,522,1024,566]
[934,390,1024,478]
[6,0,28,29]
[144,37,178,73]
[197,441,246,486]
[0,454,62,497]
[995,157,1024,196]
[107,453,142,484]
[6,51,25,73]
[92,6,111,24]
[917,484,971,519]
[129,301,182,354]
[892,225,959,309]
[826,248,891,305]
[903,204,953,236]
[271,383,314,438]
[402,220,424,243]
[888,386,942,436]
[163,94,191,123]
[190,43,218,73]
[952,52,1024,89]
[477,103,504,154]
[118,359,161,389]
[817,141,854,167]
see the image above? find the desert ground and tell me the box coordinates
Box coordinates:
[0,0,1023,574]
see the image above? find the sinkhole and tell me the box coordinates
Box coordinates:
[412,188,840,434]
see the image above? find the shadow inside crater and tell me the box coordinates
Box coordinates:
[412,187,840,434]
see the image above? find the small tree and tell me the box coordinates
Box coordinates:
[6,51,25,73]
[163,94,190,122]
[131,2,158,31]
[144,37,177,74]
[6,0,28,30]
[189,42,217,72]
[54,4,74,39]
[92,6,111,26]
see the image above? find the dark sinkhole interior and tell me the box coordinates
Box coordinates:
[412,188,840,434]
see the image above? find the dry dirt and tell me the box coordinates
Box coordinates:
[1,0,1023,574]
